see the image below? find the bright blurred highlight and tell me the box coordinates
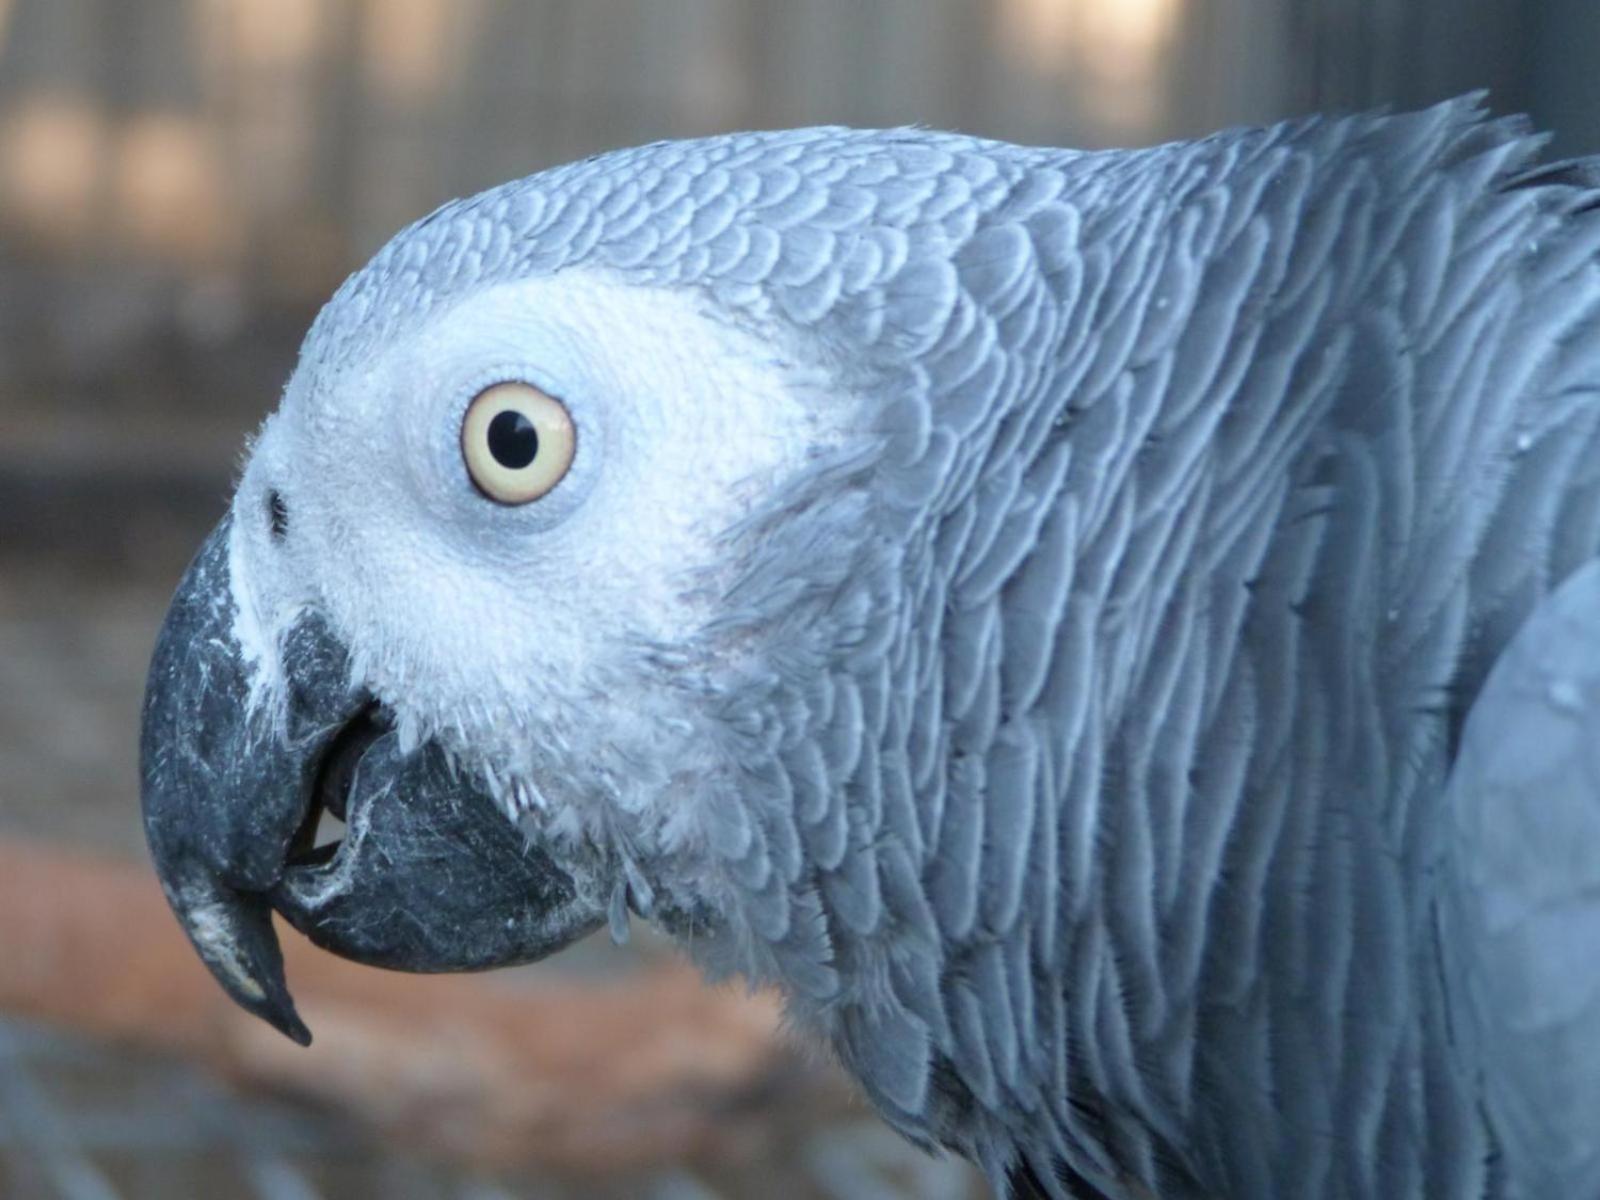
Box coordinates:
[996,0,1184,130]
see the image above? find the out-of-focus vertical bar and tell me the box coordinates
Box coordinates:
[1526,0,1600,155]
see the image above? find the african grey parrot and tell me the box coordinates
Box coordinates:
[140,94,1600,1198]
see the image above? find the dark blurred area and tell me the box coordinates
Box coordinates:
[1,2,1598,1198]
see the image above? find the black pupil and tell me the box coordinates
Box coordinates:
[487,409,539,469]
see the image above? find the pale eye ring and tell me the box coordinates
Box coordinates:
[461,381,576,504]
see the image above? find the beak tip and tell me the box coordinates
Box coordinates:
[237,927,314,1047]
[241,971,311,1046]
[276,1008,314,1047]
[240,986,312,1046]
[163,874,316,1049]
[215,948,313,1046]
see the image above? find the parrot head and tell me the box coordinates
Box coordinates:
[141,130,932,1046]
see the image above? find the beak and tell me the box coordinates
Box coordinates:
[141,517,605,1045]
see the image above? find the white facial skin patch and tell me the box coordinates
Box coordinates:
[234,270,850,832]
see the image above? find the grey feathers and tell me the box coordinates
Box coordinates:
[313,96,1600,1198]
[1442,559,1600,1199]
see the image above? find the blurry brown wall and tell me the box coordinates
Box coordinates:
[0,0,1198,318]
[2,0,1597,401]
[3,0,1593,310]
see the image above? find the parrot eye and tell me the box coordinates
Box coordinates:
[461,381,576,504]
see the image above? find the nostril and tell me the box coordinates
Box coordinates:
[266,489,289,542]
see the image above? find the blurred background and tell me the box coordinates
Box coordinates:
[2,2,1599,1197]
